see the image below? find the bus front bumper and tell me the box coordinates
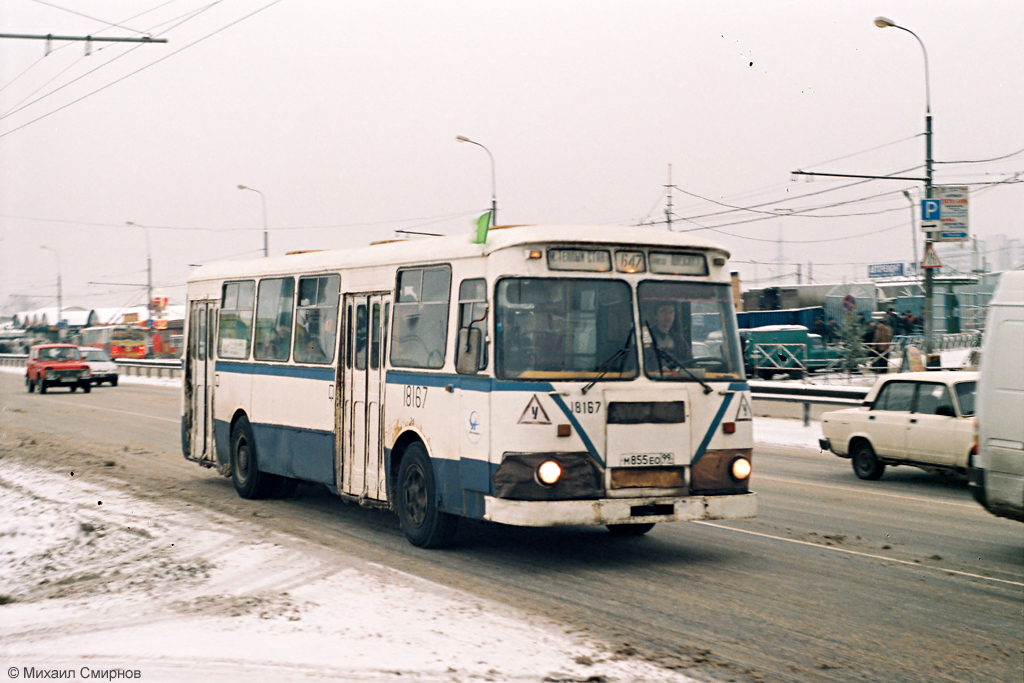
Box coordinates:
[482,492,757,528]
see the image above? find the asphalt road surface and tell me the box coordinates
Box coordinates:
[2,373,1021,683]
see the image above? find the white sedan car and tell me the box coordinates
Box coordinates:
[819,371,977,480]
[79,347,119,386]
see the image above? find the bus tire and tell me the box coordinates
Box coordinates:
[851,441,885,480]
[231,416,277,500]
[396,443,458,548]
[607,523,655,537]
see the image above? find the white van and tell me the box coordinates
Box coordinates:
[970,270,1024,522]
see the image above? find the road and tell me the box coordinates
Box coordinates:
[1,372,1021,683]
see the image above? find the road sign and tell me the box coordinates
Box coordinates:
[842,294,857,312]
[921,244,942,269]
[867,263,905,279]
[921,199,941,222]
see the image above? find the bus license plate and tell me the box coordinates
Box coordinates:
[620,453,674,467]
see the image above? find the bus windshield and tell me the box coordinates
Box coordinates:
[495,278,638,380]
[638,281,743,381]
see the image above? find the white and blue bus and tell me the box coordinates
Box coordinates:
[182,225,756,547]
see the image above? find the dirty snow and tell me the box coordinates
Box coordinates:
[0,461,701,682]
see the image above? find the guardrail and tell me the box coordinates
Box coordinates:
[748,381,869,426]
[0,353,183,379]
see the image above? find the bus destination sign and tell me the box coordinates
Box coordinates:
[547,248,612,272]
[649,252,708,276]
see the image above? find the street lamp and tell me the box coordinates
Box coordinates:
[126,222,153,317]
[875,16,935,354]
[238,184,269,257]
[456,135,497,226]
[40,245,62,334]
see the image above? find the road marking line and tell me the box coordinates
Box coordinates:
[755,473,978,509]
[51,401,179,424]
[695,521,1024,588]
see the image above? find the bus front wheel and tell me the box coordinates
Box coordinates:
[231,417,277,499]
[397,443,458,548]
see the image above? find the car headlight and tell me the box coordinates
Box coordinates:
[46,370,55,379]
[536,460,562,486]
[730,457,752,481]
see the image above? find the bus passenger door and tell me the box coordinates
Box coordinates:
[187,301,217,464]
[341,293,389,500]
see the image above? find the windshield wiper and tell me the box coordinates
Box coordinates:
[582,322,635,395]
[643,322,713,394]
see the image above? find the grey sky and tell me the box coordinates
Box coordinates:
[2,0,1021,312]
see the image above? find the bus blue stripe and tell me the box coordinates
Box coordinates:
[547,394,603,467]
[215,360,334,381]
[692,392,735,465]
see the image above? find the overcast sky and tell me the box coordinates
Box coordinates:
[2,0,1021,312]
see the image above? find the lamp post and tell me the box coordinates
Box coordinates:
[238,184,269,257]
[126,221,153,318]
[40,245,62,336]
[456,135,497,226]
[875,16,934,354]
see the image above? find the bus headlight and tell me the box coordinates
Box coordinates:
[730,457,752,481]
[536,460,562,486]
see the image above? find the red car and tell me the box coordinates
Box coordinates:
[26,344,92,394]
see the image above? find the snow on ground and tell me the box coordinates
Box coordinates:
[0,461,700,683]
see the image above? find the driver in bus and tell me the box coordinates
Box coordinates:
[645,302,691,369]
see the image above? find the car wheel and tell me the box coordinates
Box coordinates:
[230,416,277,499]
[27,377,34,393]
[852,441,885,480]
[111,376,118,387]
[39,380,47,394]
[81,381,91,394]
[607,523,656,537]
[70,384,77,393]
[397,442,458,548]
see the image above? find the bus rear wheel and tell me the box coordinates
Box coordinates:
[231,417,277,499]
[607,523,656,537]
[397,443,458,548]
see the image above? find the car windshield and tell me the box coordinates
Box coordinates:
[955,381,976,416]
[81,348,111,362]
[40,347,79,361]
[637,281,743,380]
[495,278,638,380]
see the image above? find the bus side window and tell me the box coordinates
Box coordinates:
[195,306,206,361]
[218,280,255,359]
[346,304,353,369]
[294,275,339,364]
[390,265,451,369]
[457,278,488,372]
[370,303,381,370]
[355,304,368,370]
[253,277,295,362]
